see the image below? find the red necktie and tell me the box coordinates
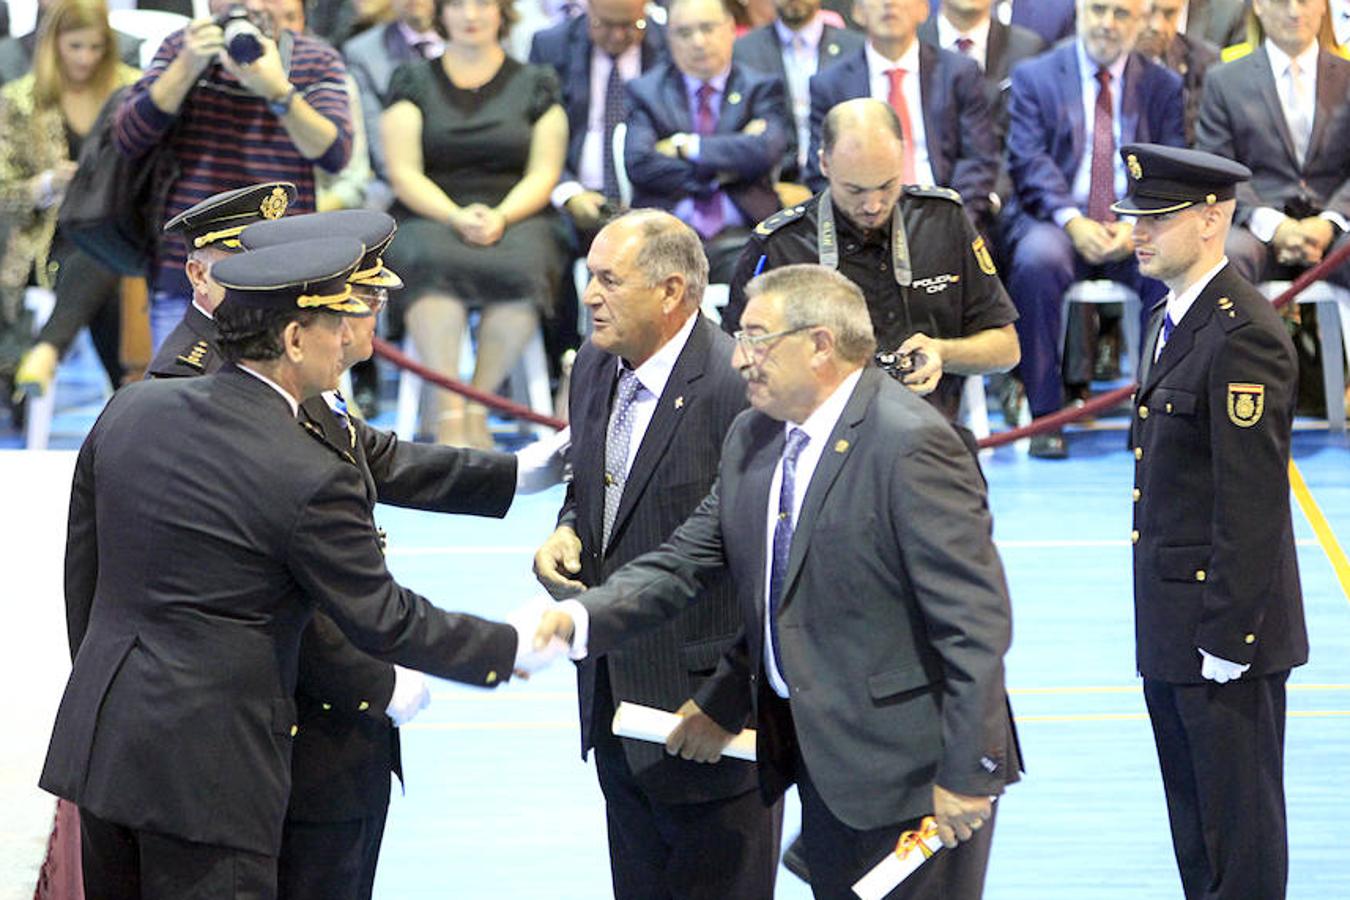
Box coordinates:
[1087,67,1117,223]
[692,83,724,238]
[886,68,918,184]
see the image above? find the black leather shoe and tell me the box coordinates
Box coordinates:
[1028,430,1068,459]
[997,376,1026,427]
[782,834,811,884]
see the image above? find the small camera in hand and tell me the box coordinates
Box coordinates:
[875,348,926,381]
[216,4,263,64]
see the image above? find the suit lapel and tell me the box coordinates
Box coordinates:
[1136,300,1166,391]
[608,318,710,543]
[665,65,694,132]
[818,25,846,68]
[1252,48,1301,168]
[1307,50,1345,169]
[740,420,784,630]
[1120,54,1141,145]
[577,354,617,550]
[1060,45,1086,172]
[987,20,1009,80]
[917,43,942,178]
[1142,268,1233,394]
[780,371,876,607]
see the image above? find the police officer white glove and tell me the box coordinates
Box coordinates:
[1198,649,1251,684]
[385,665,431,726]
[515,426,571,495]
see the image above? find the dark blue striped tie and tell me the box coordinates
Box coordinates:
[769,428,810,687]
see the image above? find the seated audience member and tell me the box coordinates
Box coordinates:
[997,0,1078,45]
[529,0,668,240]
[1196,0,1350,292]
[381,0,567,448]
[623,0,789,282]
[310,0,395,47]
[113,0,354,349]
[1135,0,1218,145]
[806,0,997,230]
[1003,0,1183,458]
[2,0,139,400]
[344,0,443,203]
[732,0,863,193]
[1183,0,1248,48]
[0,0,140,84]
[918,0,1044,212]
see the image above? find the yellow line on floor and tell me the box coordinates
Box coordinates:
[1014,710,1350,724]
[1289,460,1350,607]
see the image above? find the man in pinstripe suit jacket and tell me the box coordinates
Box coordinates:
[534,210,782,899]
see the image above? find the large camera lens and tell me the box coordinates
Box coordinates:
[217,5,263,64]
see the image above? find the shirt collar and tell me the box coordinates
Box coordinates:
[866,36,920,74]
[397,20,443,53]
[682,67,731,98]
[619,311,700,399]
[1264,37,1319,78]
[787,367,863,441]
[191,299,215,320]
[935,13,991,54]
[1076,39,1129,84]
[1165,256,1230,328]
[238,364,300,417]
[774,14,825,50]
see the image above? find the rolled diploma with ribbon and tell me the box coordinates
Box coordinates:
[851,816,943,900]
[611,701,757,761]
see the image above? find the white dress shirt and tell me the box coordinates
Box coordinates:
[1054,41,1129,228]
[866,40,936,186]
[1154,257,1229,361]
[553,41,644,207]
[775,15,826,169]
[935,12,992,71]
[611,310,699,476]
[239,365,300,417]
[760,368,862,698]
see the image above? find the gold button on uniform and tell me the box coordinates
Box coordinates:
[1132,488,1141,502]
[486,670,498,684]
[1195,569,1207,582]
[1131,530,1140,544]
[322,702,332,711]
[1244,634,1256,644]
[1138,406,1149,419]
[1165,402,1174,413]
[290,725,298,737]
[1134,447,1144,460]
[358,700,370,711]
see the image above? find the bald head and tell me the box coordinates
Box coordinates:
[821,98,904,157]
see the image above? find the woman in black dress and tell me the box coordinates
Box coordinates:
[381,0,567,447]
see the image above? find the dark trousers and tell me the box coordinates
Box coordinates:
[1143,672,1290,900]
[591,674,782,900]
[80,807,277,900]
[39,240,124,387]
[276,810,387,900]
[1004,219,1166,416]
[795,759,997,900]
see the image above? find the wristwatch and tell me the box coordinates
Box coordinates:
[268,86,298,117]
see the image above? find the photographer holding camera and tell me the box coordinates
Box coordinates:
[113,0,353,347]
[724,99,1020,430]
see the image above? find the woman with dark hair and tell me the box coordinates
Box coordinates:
[381,0,567,448]
[0,0,139,401]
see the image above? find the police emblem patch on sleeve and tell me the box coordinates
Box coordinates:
[971,236,997,276]
[1227,383,1265,427]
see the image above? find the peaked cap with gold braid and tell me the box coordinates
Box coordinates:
[241,210,403,290]
[211,237,370,316]
[163,182,298,251]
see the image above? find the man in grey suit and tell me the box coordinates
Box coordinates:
[1195,0,1350,289]
[533,209,781,899]
[538,263,1020,899]
[732,0,865,185]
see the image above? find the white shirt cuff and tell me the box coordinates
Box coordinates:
[1319,210,1348,233]
[685,134,701,162]
[1053,207,1083,230]
[556,598,590,660]
[551,180,586,210]
[1246,207,1288,243]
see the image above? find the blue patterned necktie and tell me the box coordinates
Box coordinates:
[329,390,355,448]
[1161,312,1176,345]
[602,54,627,205]
[768,427,810,687]
[602,367,641,550]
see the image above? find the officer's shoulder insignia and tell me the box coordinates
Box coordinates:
[970,235,998,276]
[1220,41,1254,63]
[755,204,807,236]
[903,184,963,204]
[175,339,212,372]
[1227,382,1265,428]
[1216,296,1248,331]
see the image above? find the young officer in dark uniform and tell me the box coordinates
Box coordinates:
[724,98,1020,425]
[147,182,299,378]
[43,237,532,899]
[236,209,528,900]
[1121,143,1307,900]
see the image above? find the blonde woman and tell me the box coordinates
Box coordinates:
[0,0,139,400]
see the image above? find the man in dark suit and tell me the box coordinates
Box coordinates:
[731,0,865,186]
[537,262,1020,899]
[1119,143,1306,900]
[1002,0,1184,457]
[1183,0,1249,48]
[342,0,443,189]
[41,238,532,899]
[623,0,789,282]
[148,182,300,379]
[0,0,142,83]
[529,0,668,236]
[532,210,780,899]
[918,0,1045,210]
[1195,0,1350,290]
[806,0,998,229]
[1136,0,1220,145]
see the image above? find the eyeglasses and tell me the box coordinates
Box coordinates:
[732,324,817,358]
[589,15,644,33]
[353,287,388,316]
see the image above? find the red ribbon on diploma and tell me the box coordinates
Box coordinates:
[894,817,940,861]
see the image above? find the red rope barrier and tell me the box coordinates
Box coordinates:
[371,337,567,431]
[975,240,1350,449]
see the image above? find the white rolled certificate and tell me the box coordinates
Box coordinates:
[611,701,757,761]
[852,817,943,900]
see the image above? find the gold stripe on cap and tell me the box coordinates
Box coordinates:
[350,258,384,282]
[194,225,248,248]
[296,285,356,308]
[1111,198,1196,216]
